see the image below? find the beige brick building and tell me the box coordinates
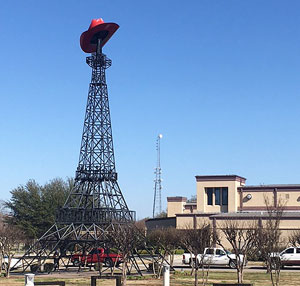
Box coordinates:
[147,175,300,243]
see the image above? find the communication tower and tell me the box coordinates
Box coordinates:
[153,134,163,218]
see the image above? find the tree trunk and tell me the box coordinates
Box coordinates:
[0,253,2,276]
[270,268,280,286]
[122,259,127,286]
[240,268,243,283]
[6,256,12,278]
[194,268,198,286]
[157,252,167,278]
[270,271,275,286]
[194,260,199,286]
[237,268,243,284]
[170,251,175,267]
[190,251,195,276]
[201,261,210,286]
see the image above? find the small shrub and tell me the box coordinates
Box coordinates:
[148,262,159,273]
[175,249,184,255]
[138,249,148,255]
[30,264,41,273]
[94,262,103,271]
[44,263,54,273]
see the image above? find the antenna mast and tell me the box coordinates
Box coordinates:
[153,134,163,218]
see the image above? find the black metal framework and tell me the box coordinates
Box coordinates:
[91,276,121,286]
[58,39,134,223]
[16,36,166,275]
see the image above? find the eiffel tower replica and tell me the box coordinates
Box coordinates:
[19,19,163,275]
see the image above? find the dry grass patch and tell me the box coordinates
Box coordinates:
[2,271,300,285]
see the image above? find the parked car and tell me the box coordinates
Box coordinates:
[2,256,23,270]
[270,247,300,267]
[71,248,123,267]
[182,247,245,269]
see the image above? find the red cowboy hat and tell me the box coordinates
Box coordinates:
[80,18,119,53]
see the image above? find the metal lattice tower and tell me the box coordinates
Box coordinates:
[57,38,135,225]
[153,134,163,218]
[16,19,168,275]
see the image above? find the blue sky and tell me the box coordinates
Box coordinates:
[1,0,300,219]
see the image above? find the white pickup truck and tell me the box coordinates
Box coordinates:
[2,256,23,270]
[182,247,245,268]
[270,247,300,267]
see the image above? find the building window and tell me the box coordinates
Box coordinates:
[207,188,213,205]
[222,187,228,205]
[215,188,221,205]
[206,187,228,206]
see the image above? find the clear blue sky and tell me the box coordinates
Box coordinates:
[1,0,300,219]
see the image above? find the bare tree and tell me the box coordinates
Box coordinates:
[155,227,180,267]
[108,223,144,286]
[146,228,169,277]
[216,219,259,284]
[0,211,4,277]
[289,230,300,246]
[135,218,147,235]
[180,222,213,286]
[258,197,286,286]
[0,221,25,277]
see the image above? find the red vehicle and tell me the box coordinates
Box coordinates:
[71,248,123,267]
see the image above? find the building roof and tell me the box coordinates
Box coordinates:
[167,196,187,202]
[195,175,246,183]
[145,217,176,222]
[211,212,300,219]
[239,184,300,190]
[185,202,197,206]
